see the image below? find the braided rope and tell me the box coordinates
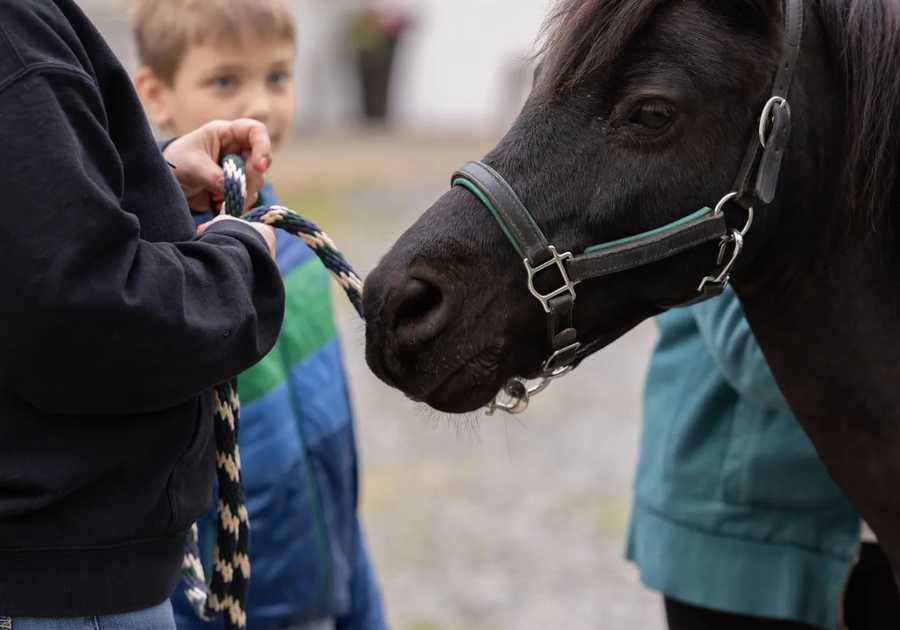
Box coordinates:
[181,155,364,629]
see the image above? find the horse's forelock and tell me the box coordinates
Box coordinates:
[536,0,664,97]
[535,0,780,98]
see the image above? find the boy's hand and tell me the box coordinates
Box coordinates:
[197,215,277,259]
[163,119,272,212]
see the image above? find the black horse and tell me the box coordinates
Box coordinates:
[363,0,900,585]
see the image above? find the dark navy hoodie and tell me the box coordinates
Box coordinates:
[0,0,284,616]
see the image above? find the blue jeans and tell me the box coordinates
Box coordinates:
[1,601,175,630]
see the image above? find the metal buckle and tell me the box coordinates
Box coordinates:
[524,245,578,313]
[542,342,581,376]
[485,360,579,416]
[697,229,744,293]
[486,378,532,415]
[487,251,581,415]
[759,96,790,149]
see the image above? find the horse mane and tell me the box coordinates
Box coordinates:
[537,0,900,240]
[817,0,900,238]
[536,0,665,95]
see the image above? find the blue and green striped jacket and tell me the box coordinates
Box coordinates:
[172,185,386,630]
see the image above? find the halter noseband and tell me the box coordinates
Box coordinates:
[451,0,804,415]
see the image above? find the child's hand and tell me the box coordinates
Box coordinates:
[163,119,272,212]
[197,215,277,259]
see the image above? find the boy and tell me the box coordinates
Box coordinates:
[131,2,387,629]
[0,0,283,627]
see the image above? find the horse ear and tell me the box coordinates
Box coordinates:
[532,60,544,87]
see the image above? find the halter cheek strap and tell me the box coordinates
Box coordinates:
[735,0,804,208]
[451,0,804,414]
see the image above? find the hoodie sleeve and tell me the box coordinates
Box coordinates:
[0,67,285,415]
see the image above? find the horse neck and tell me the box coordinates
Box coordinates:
[738,241,900,434]
[732,0,900,576]
[734,0,900,439]
[734,187,900,569]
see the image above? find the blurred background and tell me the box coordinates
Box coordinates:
[81,1,663,628]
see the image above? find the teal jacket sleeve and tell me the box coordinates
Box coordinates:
[689,287,792,413]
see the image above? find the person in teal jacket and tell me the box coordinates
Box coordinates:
[627,287,862,629]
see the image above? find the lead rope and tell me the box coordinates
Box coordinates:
[182,155,364,629]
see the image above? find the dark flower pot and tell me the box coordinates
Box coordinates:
[355,37,399,121]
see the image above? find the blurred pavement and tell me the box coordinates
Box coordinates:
[272,130,665,630]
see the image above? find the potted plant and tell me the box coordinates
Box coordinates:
[347,6,413,121]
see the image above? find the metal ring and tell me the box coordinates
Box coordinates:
[486,378,530,415]
[758,96,788,149]
[713,192,753,236]
[485,360,577,415]
[740,205,755,237]
[541,342,581,376]
[714,192,739,216]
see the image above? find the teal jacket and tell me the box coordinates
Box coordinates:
[626,287,859,629]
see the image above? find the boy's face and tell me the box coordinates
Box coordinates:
[137,36,296,151]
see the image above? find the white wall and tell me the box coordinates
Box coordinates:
[389,0,553,132]
[293,0,554,131]
[80,0,555,132]
[293,0,365,127]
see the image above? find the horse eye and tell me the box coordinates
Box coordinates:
[629,100,675,130]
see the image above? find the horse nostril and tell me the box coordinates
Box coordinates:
[391,277,448,345]
[395,278,442,326]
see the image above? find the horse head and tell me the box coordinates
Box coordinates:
[364,0,900,587]
[365,0,833,412]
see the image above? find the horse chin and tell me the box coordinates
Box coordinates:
[422,376,502,414]
[420,346,509,413]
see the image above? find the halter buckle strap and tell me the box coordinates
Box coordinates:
[734,0,804,208]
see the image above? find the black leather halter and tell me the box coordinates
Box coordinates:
[451,0,804,414]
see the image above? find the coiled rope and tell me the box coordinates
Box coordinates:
[182,155,364,629]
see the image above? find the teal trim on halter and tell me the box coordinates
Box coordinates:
[453,173,714,260]
[453,177,543,259]
[584,207,714,254]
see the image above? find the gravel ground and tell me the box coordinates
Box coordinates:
[272,131,667,630]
